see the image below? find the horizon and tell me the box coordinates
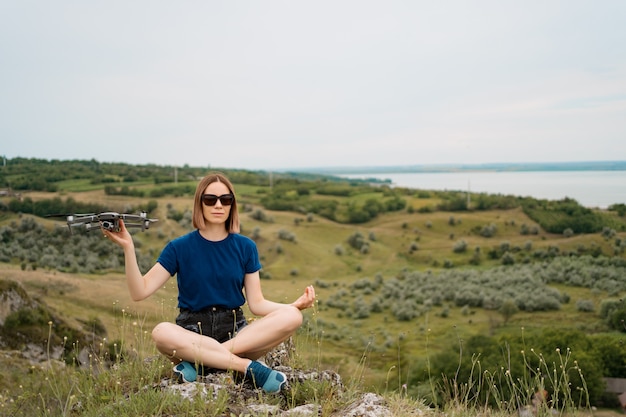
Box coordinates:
[3,155,626,174]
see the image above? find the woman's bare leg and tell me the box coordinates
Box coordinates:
[224,305,303,360]
[152,322,250,372]
[152,305,303,371]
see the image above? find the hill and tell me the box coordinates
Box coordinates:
[2,158,626,414]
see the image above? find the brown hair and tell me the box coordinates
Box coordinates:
[192,172,240,233]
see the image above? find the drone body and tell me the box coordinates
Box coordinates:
[59,212,158,234]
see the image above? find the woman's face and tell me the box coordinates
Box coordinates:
[201,180,232,226]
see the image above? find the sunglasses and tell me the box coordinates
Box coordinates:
[201,193,235,206]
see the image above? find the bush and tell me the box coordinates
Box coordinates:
[599,299,622,319]
[250,209,273,223]
[480,223,497,237]
[278,229,297,243]
[607,306,626,332]
[347,231,367,251]
[453,239,468,253]
[500,252,515,265]
[576,299,595,312]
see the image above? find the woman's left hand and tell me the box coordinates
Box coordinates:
[291,285,316,310]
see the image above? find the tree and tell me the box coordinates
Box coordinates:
[498,299,518,324]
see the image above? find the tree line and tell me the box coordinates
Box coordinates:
[2,157,625,232]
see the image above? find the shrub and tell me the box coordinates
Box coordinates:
[607,307,626,332]
[347,231,367,251]
[250,209,273,223]
[278,229,297,243]
[480,223,497,237]
[453,239,468,253]
[469,247,481,265]
[501,252,515,265]
[576,299,595,312]
[599,299,622,319]
[499,299,519,323]
[601,226,616,239]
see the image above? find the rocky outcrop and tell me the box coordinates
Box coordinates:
[151,337,418,417]
[1,279,423,416]
[0,279,37,327]
[158,366,406,417]
[0,278,103,367]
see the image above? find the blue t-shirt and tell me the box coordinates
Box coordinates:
[157,230,262,311]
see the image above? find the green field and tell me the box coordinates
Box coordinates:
[2,177,625,392]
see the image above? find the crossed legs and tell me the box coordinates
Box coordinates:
[152,305,303,374]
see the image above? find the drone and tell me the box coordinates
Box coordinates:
[48,212,158,234]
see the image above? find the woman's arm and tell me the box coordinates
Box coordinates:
[103,219,171,301]
[244,271,315,316]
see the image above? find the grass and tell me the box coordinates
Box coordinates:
[1,184,625,415]
[2,194,622,387]
[0,299,609,417]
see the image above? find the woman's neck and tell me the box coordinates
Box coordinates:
[198,225,229,242]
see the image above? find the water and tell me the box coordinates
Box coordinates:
[339,171,626,209]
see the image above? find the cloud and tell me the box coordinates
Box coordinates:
[1,1,625,169]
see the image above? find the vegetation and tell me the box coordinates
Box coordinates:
[1,157,626,416]
[0,217,155,273]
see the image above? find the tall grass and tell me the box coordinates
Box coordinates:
[0,305,598,417]
[432,331,592,417]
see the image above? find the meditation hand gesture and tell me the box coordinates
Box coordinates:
[291,285,316,310]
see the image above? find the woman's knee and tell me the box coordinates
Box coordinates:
[284,305,303,331]
[152,321,178,345]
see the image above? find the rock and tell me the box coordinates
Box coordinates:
[337,392,392,417]
[0,279,37,327]
[158,364,343,416]
[157,363,414,417]
[0,279,106,368]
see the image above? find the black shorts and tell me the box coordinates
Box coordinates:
[175,306,248,343]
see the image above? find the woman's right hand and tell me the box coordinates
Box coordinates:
[102,219,134,249]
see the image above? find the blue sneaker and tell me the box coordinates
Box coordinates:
[173,361,197,383]
[245,360,287,393]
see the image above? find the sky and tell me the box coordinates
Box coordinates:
[1,1,625,171]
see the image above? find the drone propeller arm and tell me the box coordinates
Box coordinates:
[103,220,170,301]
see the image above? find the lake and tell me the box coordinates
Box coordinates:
[339,171,626,209]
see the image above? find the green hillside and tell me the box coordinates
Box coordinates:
[2,158,626,411]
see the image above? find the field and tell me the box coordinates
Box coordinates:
[2,178,624,393]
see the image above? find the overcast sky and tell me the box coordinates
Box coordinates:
[1,1,625,171]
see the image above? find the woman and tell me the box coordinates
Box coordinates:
[104,172,316,393]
